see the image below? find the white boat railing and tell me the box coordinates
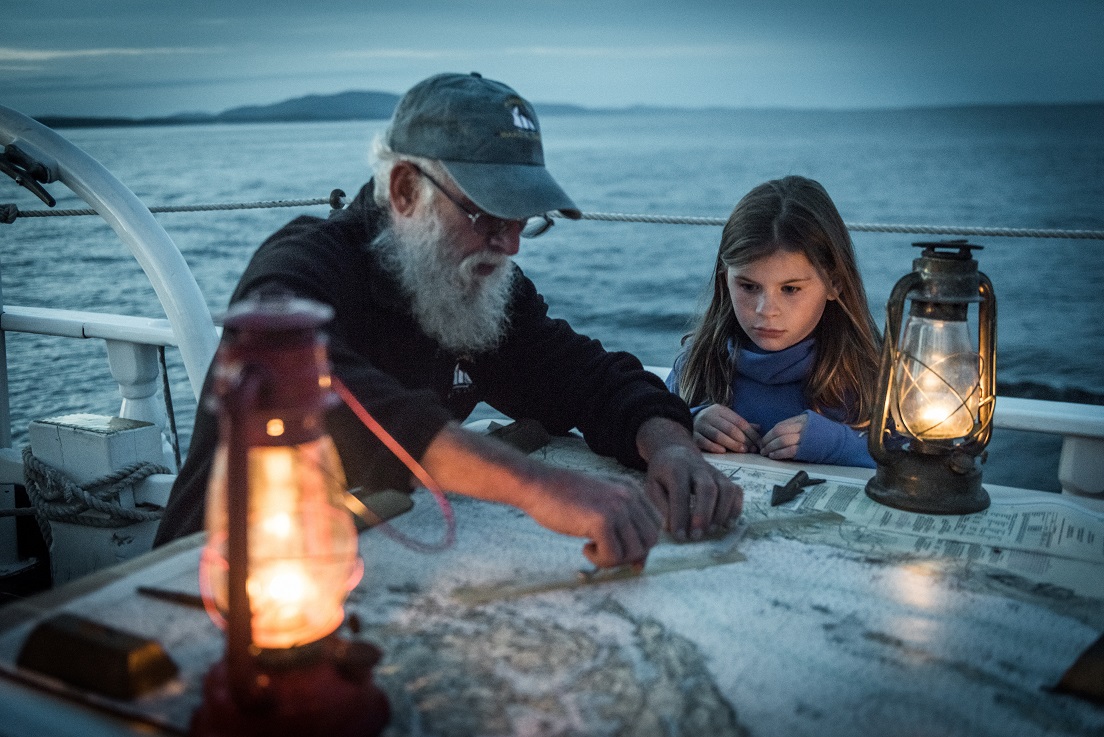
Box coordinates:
[0,307,186,440]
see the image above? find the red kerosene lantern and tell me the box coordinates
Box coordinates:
[191,293,389,737]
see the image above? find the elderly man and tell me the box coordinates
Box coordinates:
[154,72,741,567]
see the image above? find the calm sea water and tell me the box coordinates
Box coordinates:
[2,105,1102,491]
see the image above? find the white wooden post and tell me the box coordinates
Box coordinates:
[104,338,175,468]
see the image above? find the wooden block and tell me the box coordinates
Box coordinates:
[17,612,178,699]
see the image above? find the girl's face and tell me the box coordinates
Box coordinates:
[726,249,836,352]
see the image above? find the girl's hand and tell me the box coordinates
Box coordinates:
[759,413,810,460]
[692,404,762,454]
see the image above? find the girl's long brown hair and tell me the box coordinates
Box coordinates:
[677,176,882,428]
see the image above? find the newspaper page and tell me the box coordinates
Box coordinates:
[705,455,1104,599]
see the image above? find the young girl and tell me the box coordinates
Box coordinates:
[667,175,881,468]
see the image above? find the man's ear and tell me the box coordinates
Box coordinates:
[389,161,420,217]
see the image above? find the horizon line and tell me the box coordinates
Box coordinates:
[26,95,1104,128]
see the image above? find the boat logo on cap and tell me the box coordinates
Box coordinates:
[511,106,537,131]
[500,96,540,141]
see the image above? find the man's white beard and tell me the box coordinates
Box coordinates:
[377,208,515,354]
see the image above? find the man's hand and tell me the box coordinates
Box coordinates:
[758,413,809,461]
[520,466,662,569]
[636,417,744,542]
[692,404,762,454]
[420,423,662,568]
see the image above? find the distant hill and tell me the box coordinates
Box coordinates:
[35,90,592,129]
[216,90,400,122]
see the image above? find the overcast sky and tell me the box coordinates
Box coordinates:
[3,0,1102,118]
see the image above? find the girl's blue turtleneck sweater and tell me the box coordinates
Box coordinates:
[666,337,875,468]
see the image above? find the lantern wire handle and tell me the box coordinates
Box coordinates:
[332,376,456,553]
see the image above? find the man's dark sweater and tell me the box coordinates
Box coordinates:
[153,182,692,544]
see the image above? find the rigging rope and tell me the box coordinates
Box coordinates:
[3,196,1103,240]
[6,197,334,218]
[567,211,1104,240]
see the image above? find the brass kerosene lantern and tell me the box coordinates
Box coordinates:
[866,241,997,514]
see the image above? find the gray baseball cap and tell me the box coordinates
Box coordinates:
[386,72,581,220]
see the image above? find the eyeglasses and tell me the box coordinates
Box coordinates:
[412,165,555,239]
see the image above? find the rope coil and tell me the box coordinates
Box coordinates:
[8,446,170,548]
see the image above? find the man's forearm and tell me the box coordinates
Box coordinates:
[635,416,698,464]
[418,422,544,512]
